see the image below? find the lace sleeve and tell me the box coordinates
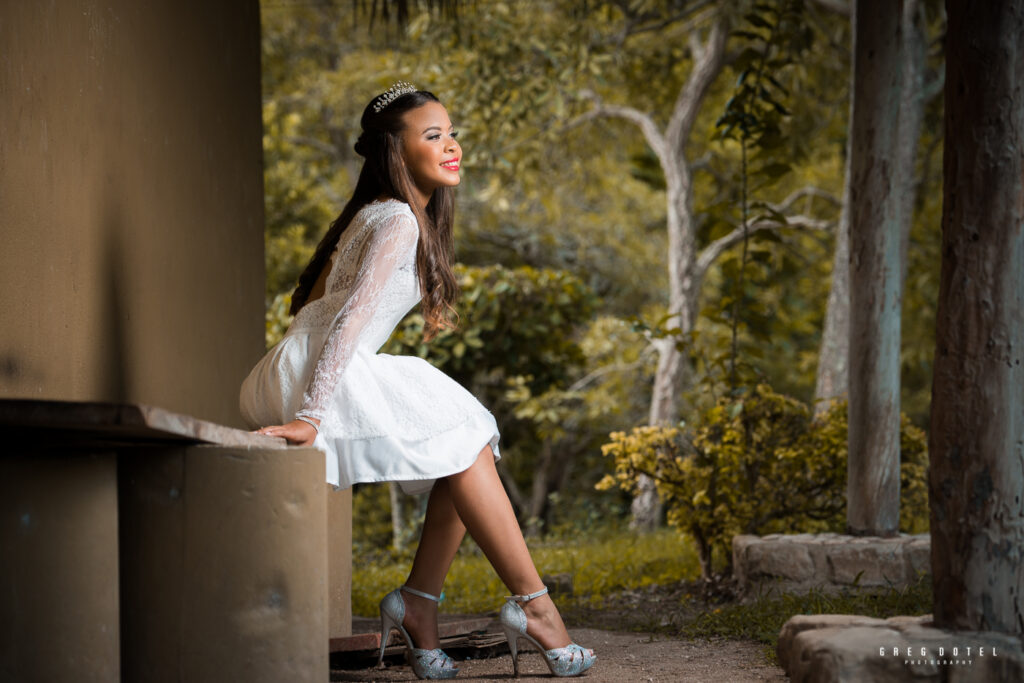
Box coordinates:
[296,210,419,421]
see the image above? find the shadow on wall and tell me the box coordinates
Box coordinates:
[100,193,129,403]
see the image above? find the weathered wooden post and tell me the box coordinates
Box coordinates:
[846,0,907,536]
[929,0,1024,636]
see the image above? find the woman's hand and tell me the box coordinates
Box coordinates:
[254,418,319,446]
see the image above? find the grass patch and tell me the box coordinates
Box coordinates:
[351,526,701,617]
[682,574,934,661]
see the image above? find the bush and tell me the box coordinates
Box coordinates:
[597,384,929,579]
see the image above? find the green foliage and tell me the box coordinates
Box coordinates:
[683,574,933,662]
[717,0,812,152]
[598,384,929,578]
[352,483,399,555]
[350,526,701,617]
[383,263,595,396]
[265,292,293,349]
[715,1,814,386]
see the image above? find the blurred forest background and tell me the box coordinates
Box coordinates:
[258,0,944,584]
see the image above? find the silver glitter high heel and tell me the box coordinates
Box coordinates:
[499,587,595,677]
[378,585,459,680]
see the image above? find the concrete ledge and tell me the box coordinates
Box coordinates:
[733,533,930,598]
[119,444,328,683]
[0,399,339,683]
[0,453,121,682]
[0,398,285,448]
[777,614,1024,682]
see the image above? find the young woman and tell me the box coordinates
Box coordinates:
[240,83,595,679]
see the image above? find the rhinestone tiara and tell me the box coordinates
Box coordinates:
[373,81,417,113]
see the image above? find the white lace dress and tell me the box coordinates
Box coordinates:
[239,198,501,494]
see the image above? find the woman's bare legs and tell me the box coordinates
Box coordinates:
[400,477,466,649]
[401,446,571,650]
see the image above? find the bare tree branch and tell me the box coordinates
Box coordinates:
[696,215,835,276]
[776,185,843,212]
[666,15,728,154]
[687,28,706,63]
[574,90,671,169]
[606,0,715,49]
[567,346,657,393]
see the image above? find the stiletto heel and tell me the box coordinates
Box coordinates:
[498,587,595,677]
[378,585,459,680]
[501,621,521,677]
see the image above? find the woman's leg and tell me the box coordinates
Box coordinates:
[401,446,571,650]
[445,446,571,649]
[399,477,466,649]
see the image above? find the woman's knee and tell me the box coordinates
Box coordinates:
[448,445,496,484]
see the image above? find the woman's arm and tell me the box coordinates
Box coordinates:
[254,210,418,445]
[299,210,418,419]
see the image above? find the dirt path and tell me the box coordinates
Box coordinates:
[331,628,787,682]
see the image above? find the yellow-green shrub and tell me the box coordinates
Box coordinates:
[598,384,929,579]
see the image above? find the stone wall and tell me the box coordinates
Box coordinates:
[733,533,930,598]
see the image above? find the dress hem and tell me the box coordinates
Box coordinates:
[322,409,501,495]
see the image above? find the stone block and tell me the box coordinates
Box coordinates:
[777,614,887,669]
[747,539,816,582]
[785,625,913,683]
[826,542,906,587]
[778,613,1024,683]
[732,535,759,584]
[905,538,931,576]
[885,614,933,629]
[734,533,931,598]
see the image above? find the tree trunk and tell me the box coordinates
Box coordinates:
[929,0,1024,635]
[846,0,907,536]
[895,0,926,280]
[814,142,852,411]
[816,1,926,415]
[525,440,556,536]
[577,16,727,530]
[632,170,702,529]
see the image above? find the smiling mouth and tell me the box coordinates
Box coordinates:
[441,160,460,170]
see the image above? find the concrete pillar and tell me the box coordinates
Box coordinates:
[119,445,328,682]
[328,485,353,640]
[0,453,121,682]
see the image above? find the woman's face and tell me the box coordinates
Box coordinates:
[399,101,461,200]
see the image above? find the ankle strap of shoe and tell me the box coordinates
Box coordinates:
[505,586,548,603]
[401,585,445,603]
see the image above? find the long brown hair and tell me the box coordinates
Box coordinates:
[289,89,459,339]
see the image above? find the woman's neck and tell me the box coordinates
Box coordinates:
[407,183,433,211]
[376,189,431,210]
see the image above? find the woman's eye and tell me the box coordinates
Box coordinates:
[451,131,459,139]
[427,134,441,141]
